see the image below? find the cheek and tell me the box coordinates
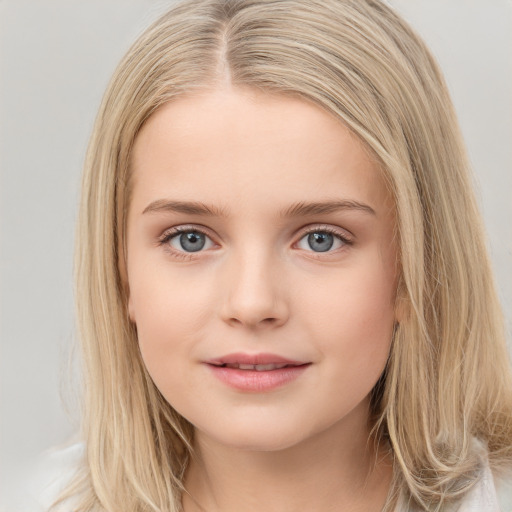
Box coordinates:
[127,263,213,384]
[303,252,395,325]
[129,255,213,326]
[128,237,397,426]
[299,253,396,378]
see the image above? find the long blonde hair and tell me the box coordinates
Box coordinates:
[56,0,512,510]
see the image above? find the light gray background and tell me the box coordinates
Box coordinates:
[1,1,511,510]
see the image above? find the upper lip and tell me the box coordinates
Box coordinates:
[206,352,308,366]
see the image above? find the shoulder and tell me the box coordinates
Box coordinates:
[395,439,512,512]
[495,469,512,512]
[454,439,512,512]
[30,440,85,511]
[456,458,500,511]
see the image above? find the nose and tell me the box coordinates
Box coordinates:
[219,250,289,330]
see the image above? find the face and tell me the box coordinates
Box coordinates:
[127,87,398,452]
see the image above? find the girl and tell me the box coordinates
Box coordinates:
[50,0,512,510]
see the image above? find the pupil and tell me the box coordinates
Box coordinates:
[308,232,334,252]
[180,232,206,252]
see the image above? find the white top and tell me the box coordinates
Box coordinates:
[28,440,512,512]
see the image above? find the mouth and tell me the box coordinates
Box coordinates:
[205,353,311,392]
[206,352,309,370]
[209,362,305,371]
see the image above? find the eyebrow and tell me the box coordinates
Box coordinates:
[142,199,376,217]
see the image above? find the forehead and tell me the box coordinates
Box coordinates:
[129,88,393,218]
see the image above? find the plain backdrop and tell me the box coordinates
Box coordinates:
[1,1,511,510]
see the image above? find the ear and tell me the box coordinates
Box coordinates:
[394,297,408,324]
[393,276,410,324]
[118,244,136,323]
[127,294,136,323]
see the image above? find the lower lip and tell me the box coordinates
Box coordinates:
[206,364,310,392]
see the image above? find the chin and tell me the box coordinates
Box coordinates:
[215,432,304,452]
[195,415,316,452]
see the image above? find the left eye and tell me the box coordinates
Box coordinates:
[296,231,346,253]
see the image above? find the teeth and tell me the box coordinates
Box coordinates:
[255,363,288,371]
[237,363,256,370]
[225,363,289,371]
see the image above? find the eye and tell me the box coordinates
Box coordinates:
[296,228,351,253]
[161,228,215,253]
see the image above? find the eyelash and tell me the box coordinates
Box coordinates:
[157,224,354,260]
[157,226,212,261]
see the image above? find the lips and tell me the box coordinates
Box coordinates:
[205,353,311,392]
[206,352,307,367]
[215,362,291,371]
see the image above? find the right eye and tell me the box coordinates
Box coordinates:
[160,228,215,253]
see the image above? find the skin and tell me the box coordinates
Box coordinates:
[127,87,399,511]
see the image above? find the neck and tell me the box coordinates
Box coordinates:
[182,409,393,512]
